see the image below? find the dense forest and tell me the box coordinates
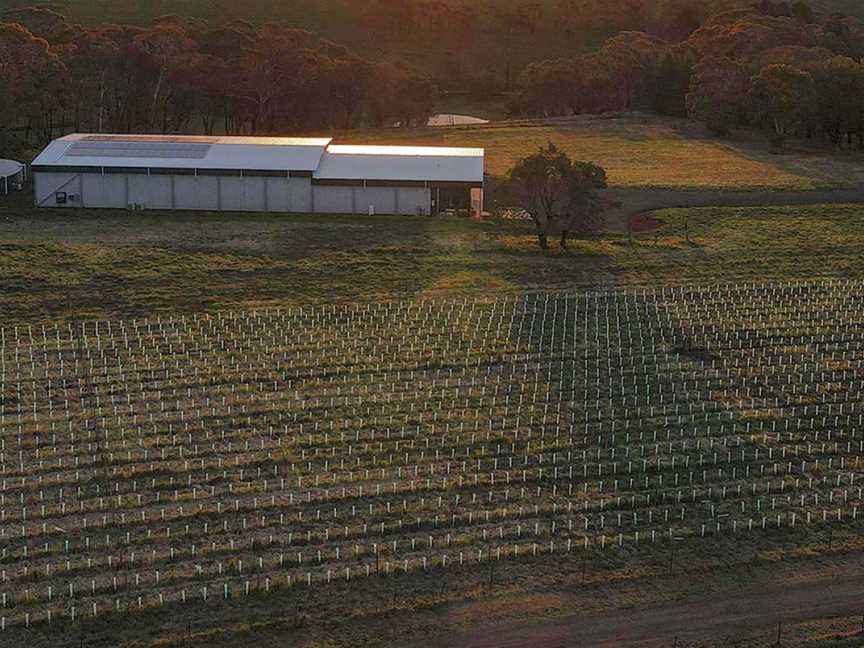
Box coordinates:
[0,8,437,152]
[1,0,862,90]
[2,0,864,157]
[515,2,864,148]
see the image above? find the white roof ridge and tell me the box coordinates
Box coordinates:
[315,145,485,183]
[325,144,484,156]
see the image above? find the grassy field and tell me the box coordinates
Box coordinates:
[2,196,864,647]
[0,194,864,648]
[1,191,863,324]
[8,525,864,647]
[3,277,864,648]
[342,114,864,190]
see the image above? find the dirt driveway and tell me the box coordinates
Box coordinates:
[418,557,864,648]
[604,187,864,231]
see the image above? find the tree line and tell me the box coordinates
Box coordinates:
[4,1,864,158]
[0,7,436,155]
[514,1,864,148]
[10,0,861,101]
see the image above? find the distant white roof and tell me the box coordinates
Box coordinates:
[31,134,485,183]
[32,134,332,172]
[316,145,485,183]
[0,159,23,178]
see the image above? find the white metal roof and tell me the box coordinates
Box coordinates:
[31,135,485,183]
[0,159,23,178]
[315,145,485,183]
[32,134,333,172]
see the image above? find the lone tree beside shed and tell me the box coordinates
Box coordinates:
[490,142,608,249]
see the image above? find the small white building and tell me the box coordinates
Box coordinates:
[0,159,24,196]
[31,134,484,216]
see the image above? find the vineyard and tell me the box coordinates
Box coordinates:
[1,280,864,635]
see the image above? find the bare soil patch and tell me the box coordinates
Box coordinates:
[422,551,864,648]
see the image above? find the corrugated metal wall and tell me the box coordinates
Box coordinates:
[34,172,433,215]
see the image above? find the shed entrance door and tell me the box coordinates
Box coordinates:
[431,185,471,216]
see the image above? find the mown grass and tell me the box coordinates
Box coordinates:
[1,193,863,325]
[341,114,864,190]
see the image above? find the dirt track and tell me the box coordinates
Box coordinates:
[420,557,864,648]
[604,187,864,231]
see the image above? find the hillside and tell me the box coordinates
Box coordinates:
[343,114,864,190]
[811,0,864,16]
[1,0,862,94]
[3,0,863,26]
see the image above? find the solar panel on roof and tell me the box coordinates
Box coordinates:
[82,134,217,144]
[66,141,211,159]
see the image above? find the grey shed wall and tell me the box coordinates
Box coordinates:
[311,185,431,215]
[34,171,317,213]
[34,169,433,215]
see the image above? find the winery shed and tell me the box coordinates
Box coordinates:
[31,134,484,216]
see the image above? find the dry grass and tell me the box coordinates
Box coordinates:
[685,617,864,647]
[15,525,859,648]
[2,193,864,325]
[341,114,864,190]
